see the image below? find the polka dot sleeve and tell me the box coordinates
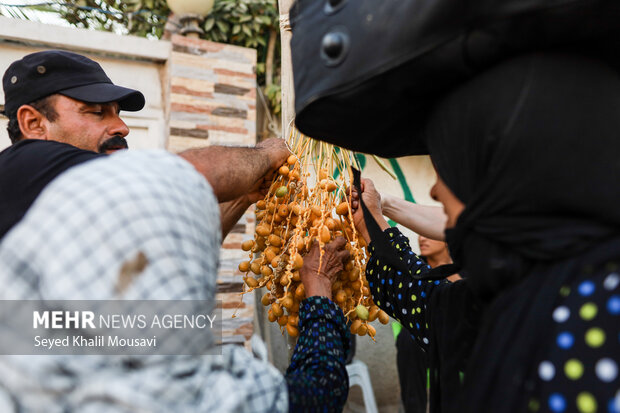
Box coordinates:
[529,271,620,413]
[285,295,350,412]
[366,227,449,350]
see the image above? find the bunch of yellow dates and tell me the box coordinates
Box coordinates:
[238,139,390,340]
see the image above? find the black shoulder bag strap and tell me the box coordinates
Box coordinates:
[352,167,457,280]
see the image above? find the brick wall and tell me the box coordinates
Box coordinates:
[167,34,256,150]
[166,34,257,349]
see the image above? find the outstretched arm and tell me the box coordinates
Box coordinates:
[219,168,277,239]
[381,195,447,241]
[178,138,289,203]
[219,197,252,239]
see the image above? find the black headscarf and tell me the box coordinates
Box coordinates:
[424,52,620,411]
[428,52,620,299]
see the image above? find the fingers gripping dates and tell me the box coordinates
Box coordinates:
[301,238,350,286]
[237,133,389,340]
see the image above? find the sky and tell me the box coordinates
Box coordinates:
[0,0,71,26]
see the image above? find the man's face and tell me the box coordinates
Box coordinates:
[418,235,448,259]
[44,95,130,153]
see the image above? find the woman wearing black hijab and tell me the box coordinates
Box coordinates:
[353,52,620,413]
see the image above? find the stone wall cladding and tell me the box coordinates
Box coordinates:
[217,207,256,349]
[167,34,257,350]
[168,34,257,152]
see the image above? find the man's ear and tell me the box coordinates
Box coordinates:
[16,105,49,140]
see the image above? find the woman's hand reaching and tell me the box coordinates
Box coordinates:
[350,178,390,244]
[300,237,350,300]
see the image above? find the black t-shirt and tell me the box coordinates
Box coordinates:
[0,139,102,239]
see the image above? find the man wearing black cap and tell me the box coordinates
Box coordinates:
[0,50,289,239]
[3,49,144,153]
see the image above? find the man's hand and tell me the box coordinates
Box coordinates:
[246,169,277,204]
[219,196,253,239]
[257,138,290,170]
[300,237,350,300]
[246,138,290,203]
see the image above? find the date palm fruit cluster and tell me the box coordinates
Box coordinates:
[238,133,390,339]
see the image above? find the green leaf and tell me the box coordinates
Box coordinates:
[232,24,241,34]
[216,20,230,33]
[204,17,215,31]
[129,0,142,12]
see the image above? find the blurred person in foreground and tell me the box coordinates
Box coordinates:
[349,54,620,413]
[0,149,351,412]
[0,50,352,412]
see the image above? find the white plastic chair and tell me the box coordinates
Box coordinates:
[346,360,379,413]
[251,334,269,362]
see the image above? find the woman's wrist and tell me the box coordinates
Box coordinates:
[300,269,333,300]
[305,287,332,300]
[304,281,332,300]
[358,214,390,244]
[375,215,390,231]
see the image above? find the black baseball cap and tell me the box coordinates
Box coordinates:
[2,50,145,117]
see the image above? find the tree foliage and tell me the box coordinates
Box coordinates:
[202,0,280,90]
[0,2,50,21]
[51,1,169,38]
[203,0,277,49]
[45,0,282,118]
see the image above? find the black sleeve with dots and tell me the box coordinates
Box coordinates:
[285,295,350,413]
[366,227,450,350]
[367,227,481,413]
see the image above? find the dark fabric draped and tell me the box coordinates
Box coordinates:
[428,52,620,296]
[424,53,620,411]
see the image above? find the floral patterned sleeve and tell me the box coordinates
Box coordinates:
[366,227,450,351]
[285,295,350,413]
